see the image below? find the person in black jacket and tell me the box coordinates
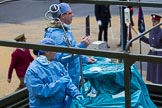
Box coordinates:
[95,4,111,48]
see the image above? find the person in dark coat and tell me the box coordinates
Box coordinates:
[95,4,111,48]
[140,14,162,84]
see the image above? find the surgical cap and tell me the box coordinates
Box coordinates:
[59,2,71,14]
[39,38,55,55]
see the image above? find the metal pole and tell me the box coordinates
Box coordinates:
[124,57,132,108]
[139,39,143,76]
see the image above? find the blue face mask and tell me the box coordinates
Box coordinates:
[63,23,71,30]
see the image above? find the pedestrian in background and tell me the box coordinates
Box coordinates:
[7,34,34,90]
[24,38,85,108]
[95,4,111,48]
[140,14,162,84]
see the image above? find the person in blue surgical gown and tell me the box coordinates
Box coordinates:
[24,38,84,108]
[44,3,96,107]
[44,2,96,87]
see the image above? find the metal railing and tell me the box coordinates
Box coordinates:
[62,0,162,8]
[0,37,162,107]
[0,87,29,108]
[126,22,162,52]
[60,1,162,107]
[0,0,162,107]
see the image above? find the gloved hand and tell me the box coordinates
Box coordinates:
[138,32,143,41]
[75,95,85,106]
[59,76,70,84]
[81,36,91,47]
[97,20,102,26]
[150,47,155,52]
[87,57,97,64]
[138,32,142,36]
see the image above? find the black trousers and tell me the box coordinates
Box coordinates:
[98,22,109,42]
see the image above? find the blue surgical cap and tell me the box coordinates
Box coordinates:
[59,2,71,14]
[38,38,55,55]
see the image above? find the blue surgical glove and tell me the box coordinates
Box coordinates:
[75,95,85,106]
[59,76,70,84]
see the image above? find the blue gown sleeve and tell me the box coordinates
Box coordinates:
[25,69,69,98]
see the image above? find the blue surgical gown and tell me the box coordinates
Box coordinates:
[44,24,88,87]
[24,55,81,108]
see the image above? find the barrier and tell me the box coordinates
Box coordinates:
[0,0,162,108]
[147,84,162,107]
[0,84,161,108]
[0,87,28,108]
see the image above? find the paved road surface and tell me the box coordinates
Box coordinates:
[0,0,161,23]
